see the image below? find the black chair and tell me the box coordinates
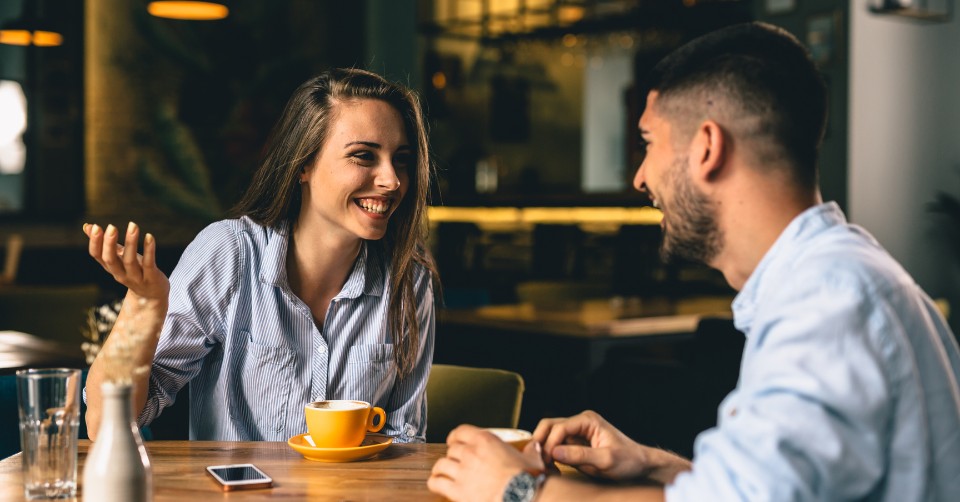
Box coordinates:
[141,386,190,440]
[530,224,585,280]
[588,317,744,458]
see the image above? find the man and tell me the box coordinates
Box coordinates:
[428,22,960,501]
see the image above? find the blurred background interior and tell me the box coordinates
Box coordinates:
[2,0,960,456]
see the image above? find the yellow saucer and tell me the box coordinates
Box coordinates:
[287,433,393,462]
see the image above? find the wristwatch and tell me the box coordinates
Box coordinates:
[502,470,546,502]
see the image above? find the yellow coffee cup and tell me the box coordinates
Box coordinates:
[486,428,533,451]
[304,400,386,448]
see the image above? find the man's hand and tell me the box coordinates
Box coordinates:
[429,425,545,502]
[534,410,691,485]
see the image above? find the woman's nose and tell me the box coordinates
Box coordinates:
[376,164,401,191]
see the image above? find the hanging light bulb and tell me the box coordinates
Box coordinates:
[0,28,32,47]
[30,30,62,46]
[0,0,63,47]
[147,1,229,21]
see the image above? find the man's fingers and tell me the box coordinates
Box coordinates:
[552,444,612,472]
[543,419,584,456]
[430,457,460,481]
[426,473,456,500]
[446,424,486,445]
[532,417,563,444]
[521,439,544,466]
[576,464,601,478]
[446,443,466,462]
[552,444,590,467]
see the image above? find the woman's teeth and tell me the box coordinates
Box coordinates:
[357,199,389,214]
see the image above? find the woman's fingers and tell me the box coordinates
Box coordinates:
[121,222,142,280]
[87,224,103,265]
[101,224,121,273]
[85,222,149,282]
[84,222,170,302]
[143,232,157,270]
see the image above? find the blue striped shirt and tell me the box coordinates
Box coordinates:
[139,216,435,442]
[667,202,960,501]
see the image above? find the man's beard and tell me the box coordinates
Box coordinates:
[659,156,723,265]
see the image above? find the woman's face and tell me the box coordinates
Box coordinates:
[299,98,412,243]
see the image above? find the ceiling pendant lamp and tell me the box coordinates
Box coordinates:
[0,0,63,47]
[147,1,229,21]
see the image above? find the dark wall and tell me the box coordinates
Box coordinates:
[756,0,850,211]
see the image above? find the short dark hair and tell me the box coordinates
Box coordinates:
[646,22,827,189]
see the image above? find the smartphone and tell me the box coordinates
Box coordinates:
[206,463,273,491]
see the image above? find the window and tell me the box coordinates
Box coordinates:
[0,79,26,212]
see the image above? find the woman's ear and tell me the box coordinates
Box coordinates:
[691,120,725,182]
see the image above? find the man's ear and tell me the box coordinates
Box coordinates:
[690,120,725,182]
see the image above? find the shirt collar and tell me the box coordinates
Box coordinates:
[337,241,386,299]
[731,201,846,333]
[259,222,385,298]
[259,222,290,288]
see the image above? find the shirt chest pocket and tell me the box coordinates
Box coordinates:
[229,331,297,437]
[347,343,394,364]
[339,344,396,402]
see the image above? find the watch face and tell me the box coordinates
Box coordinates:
[503,472,537,502]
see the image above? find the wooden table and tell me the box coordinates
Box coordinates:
[440,296,732,338]
[435,296,737,435]
[0,331,86,375]
[0,440,447,501]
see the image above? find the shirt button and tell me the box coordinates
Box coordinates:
[318,346,327,354]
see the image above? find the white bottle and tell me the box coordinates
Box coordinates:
[82,382,153,502]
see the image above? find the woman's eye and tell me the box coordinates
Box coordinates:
[350,151,375,163]
[394,153,414,169]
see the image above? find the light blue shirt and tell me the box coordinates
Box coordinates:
[139,217,435,442]
[667,202,960,501]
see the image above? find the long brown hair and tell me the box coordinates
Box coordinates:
[232,68,439,377]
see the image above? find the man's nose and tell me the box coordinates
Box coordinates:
[632,163,647,192]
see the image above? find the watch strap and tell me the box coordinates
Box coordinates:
[503,470,546,502]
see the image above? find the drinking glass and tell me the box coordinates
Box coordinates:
[16,368,82,500]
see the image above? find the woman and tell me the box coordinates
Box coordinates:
[83,68,440,443]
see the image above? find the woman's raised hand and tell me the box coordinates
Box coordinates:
[83,222,170,302]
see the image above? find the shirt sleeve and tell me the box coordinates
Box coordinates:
[138,221,242,426]
[667,277,895,501]
[382,265,435,443]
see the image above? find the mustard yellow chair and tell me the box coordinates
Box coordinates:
[426,364,525,443]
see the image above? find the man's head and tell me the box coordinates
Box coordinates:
[646,22,827,187]
[634,22,826,265]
